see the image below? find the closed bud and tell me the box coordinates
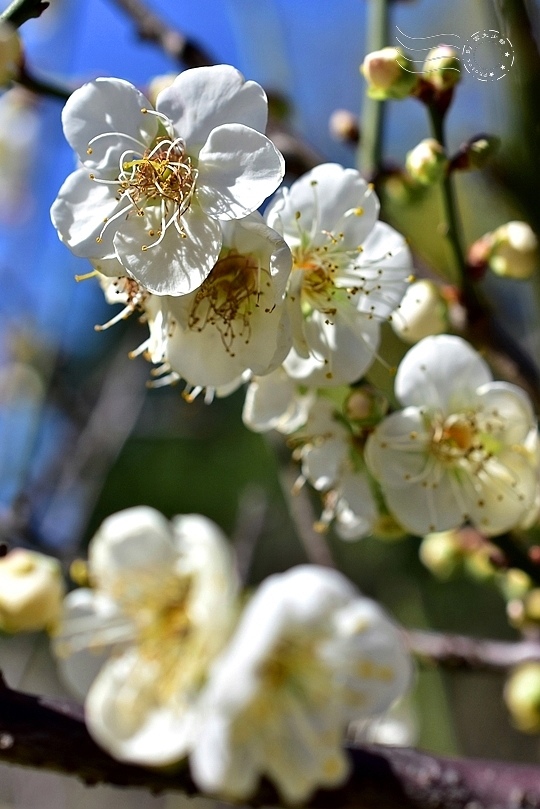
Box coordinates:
[391,279,448,343]
[329,109,359,144]
[422,46,461,92]
[361,47,418,100]
[467,135,500,169]
[505,663,540,733]
[406,138,448,185]
[344,387,388,424]
[0,549,64,633]
[146,73,177,107]
[489,221,538,280]
[420,530,463,579]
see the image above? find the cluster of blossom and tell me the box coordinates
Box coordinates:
[51,506,412,803]
[50,64,540,542]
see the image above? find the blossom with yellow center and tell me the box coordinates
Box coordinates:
[139,213,292,396]
[50,66,285,296]
[190,565,412,803]
[365,335,538,536]
[265,163,412,386]
[53,507,238,765]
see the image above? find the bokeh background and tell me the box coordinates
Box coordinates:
[1,0,540,805]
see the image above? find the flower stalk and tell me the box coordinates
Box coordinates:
[357,0,389,180]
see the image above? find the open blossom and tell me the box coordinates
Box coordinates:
[54,507,237,765]
[51,65,285,296]
[365,335,538,536]
[265,163,412,386]
[145,213,293,393]
[190,565,412,803]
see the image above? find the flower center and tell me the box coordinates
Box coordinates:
[120,138,196,213]
[91,134,198,250]
[431,414,479,464]
[188,250,264,353]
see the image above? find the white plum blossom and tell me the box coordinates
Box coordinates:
[244,378,379,540]
[242,366,315,434]
[145,213,293,393]
[54,507,238,765]
[51,65,285,296]
[293,397,379,539]
[190,565,412,803]
[365,335,538,536]
[265,163,413,386]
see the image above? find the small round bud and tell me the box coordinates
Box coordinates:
[344,387,388,424]
[0,549,65,633]
[419,530,463,579]
[405,138,448,185]
[0,23,22,86]
[467,135,500,169]
[489,221,538,280]
[505,663,540,733]
[146,73,177,106]
[329,109,359,144]
[391,279,448,344]
[499,568,533,602]
[361,47,418,100]
[422,46,461,92]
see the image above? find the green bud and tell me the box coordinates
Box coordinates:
[406,138,448,185]
[422,46,461,92]
[361,47,418,100]
[505,663,540,733]
[419,531,463,579]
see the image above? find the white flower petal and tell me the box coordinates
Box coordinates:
[285,308,380,386]
[364,408,432,489]
[381,474,464,536]
[157,65,269,149]
[266,163,379,248]
[242,369,314,434]
[395,335,492,411]
[86,649,196,766]
[50,168,122,259]
[62,78,158,168]
[475,382,536,445]
[197,124,285,220]
[113,205,221,295]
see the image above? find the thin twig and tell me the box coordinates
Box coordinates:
[407,628,540,671]
[0,0,48,28]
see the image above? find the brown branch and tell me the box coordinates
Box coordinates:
[109,0,323,177]
[109,0,213,68]
[2,673,540,808]
[407,629,540,671]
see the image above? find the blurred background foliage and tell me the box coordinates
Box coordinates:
[1,0,540,786]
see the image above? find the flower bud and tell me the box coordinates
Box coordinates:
[405,138,448,185]
[422,46,461,92]
[344,386,388,424]
[505,663,540,733]
[419,530,463,579]
[488,221,538,280]
[0,549,65,633]
[361,47,418,100]
[466,135,500,169]
[329,109,359,145]
[0,23,22,86]
[146,73,177,106]
[391,279,448,344]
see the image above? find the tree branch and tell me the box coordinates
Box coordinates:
[0,0,49,28]
[2,673,540,808]
[407,628,540,671]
